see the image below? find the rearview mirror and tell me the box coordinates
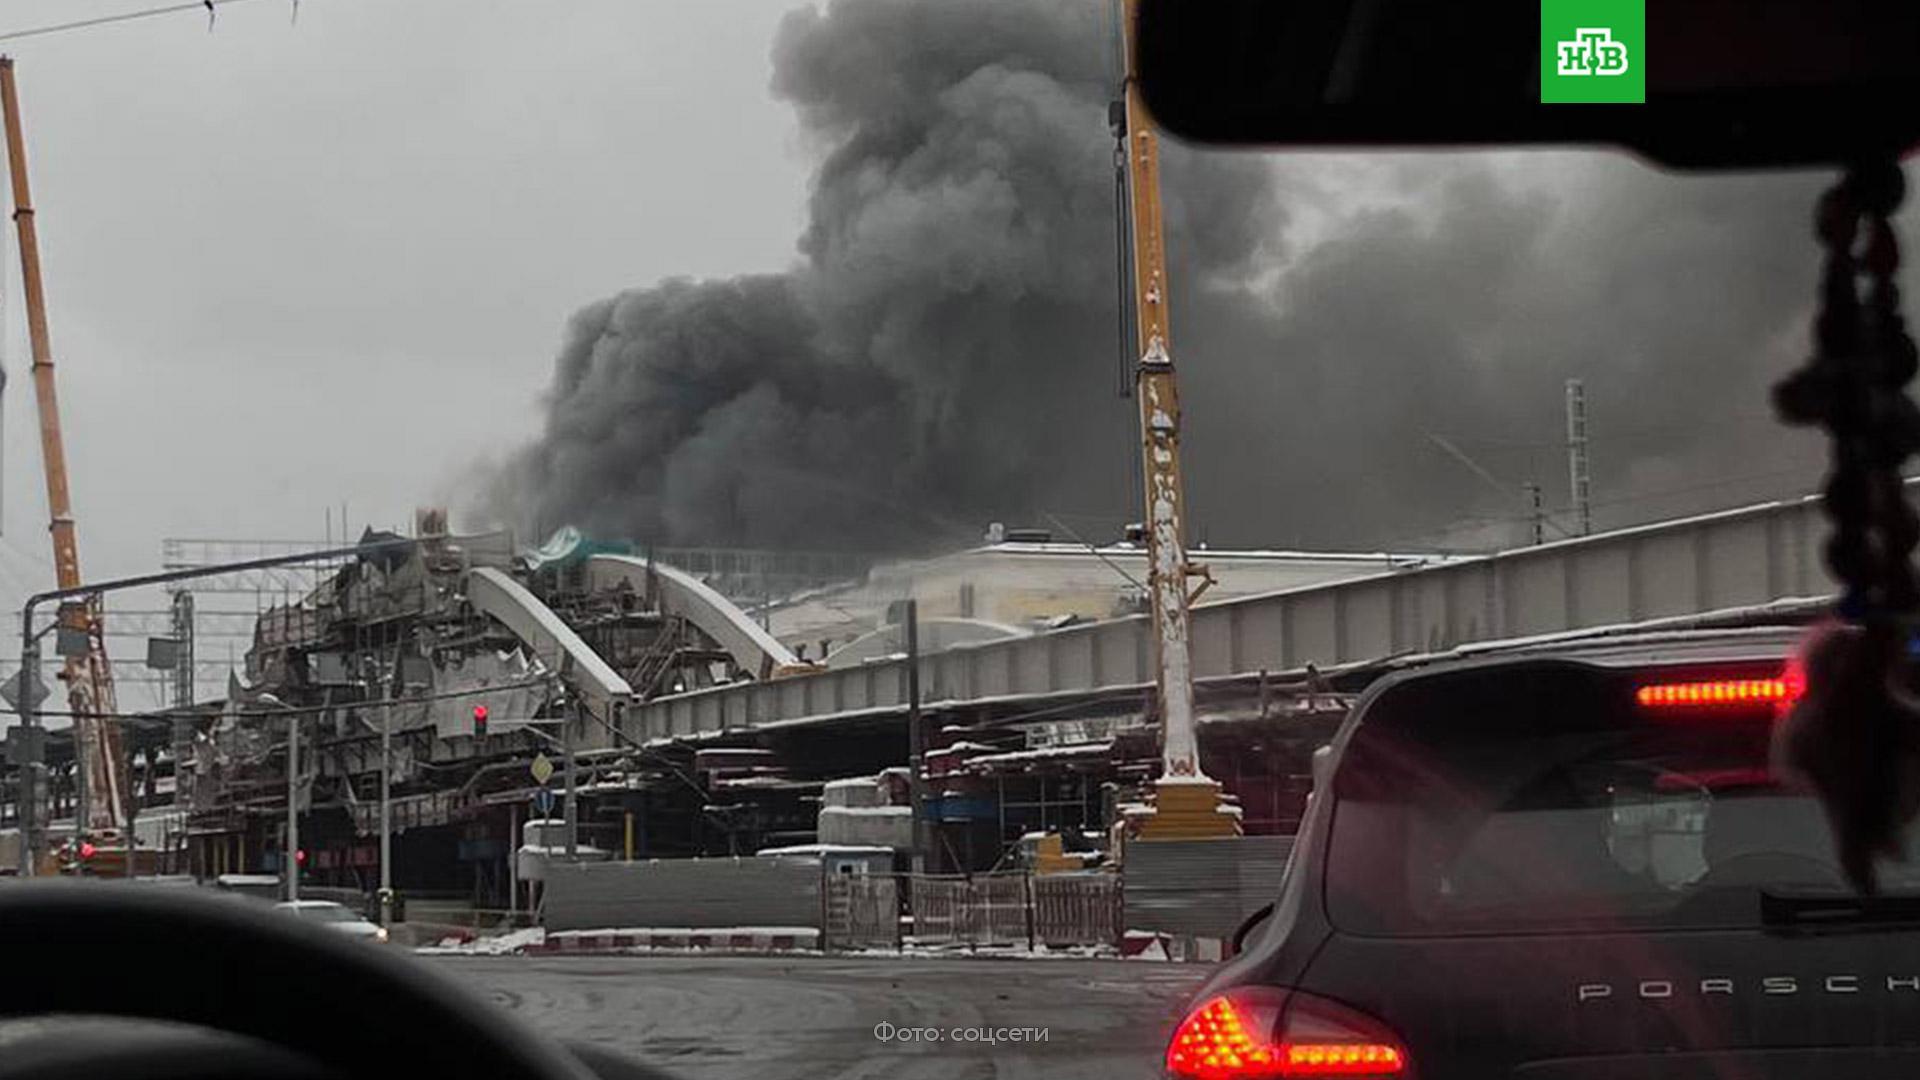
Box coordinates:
[1137,0,1920,169]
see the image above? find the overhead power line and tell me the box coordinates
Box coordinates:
[0,0,277,44]
[1374,465,1821,552]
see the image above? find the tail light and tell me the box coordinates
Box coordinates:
[1634,677,1797,708]
[1634,663,1805,714]
[1166,987,1410,1079]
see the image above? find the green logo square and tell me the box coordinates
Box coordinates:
[1541,0,1645,104]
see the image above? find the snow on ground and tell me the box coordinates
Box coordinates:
[415,924,1184,962]
[415,925,545,955]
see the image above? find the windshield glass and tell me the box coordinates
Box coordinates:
[1326,674,1920,934]
[2,2,1919,1077]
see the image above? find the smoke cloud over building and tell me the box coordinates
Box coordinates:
[494,0,1888,555]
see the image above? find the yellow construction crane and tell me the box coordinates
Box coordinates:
[0,57,130,860]
[1118,1,1236,840]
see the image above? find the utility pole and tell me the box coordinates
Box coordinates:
[170,591,194,710]
[378,660,394,927]
[1566,378,1592,536]
[285,709,298,901]
[72,706,86,861]
[122,736,136,877]
[508,800,520,920]
[1525,482,1545,546]
[13,636,39,876]
[902,600,926,874]
[169,591,194,869]
[1118,0,1235,840]
[0,57,125,857]
[563,697,578,862]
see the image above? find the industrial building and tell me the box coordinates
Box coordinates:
[0,481,1849,918]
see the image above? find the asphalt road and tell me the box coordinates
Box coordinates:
[435,953,1207,1080]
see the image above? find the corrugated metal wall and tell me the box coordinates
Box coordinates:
[1123,836,1293,939]
[542,856,823,931]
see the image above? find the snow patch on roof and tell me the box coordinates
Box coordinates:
[822,776,879,792]
[963,741,1113,768]
[754,844,895,856]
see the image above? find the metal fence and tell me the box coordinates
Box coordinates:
[907,876,969,944]
[537,856,1211,953]
[898,871,1121,950]
[972,873,1032,945]
[823,871,899,950]
[1032,872,1124,947]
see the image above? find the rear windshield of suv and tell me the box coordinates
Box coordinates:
[1324,662,1920,935]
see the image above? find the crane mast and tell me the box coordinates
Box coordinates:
[1118,2,1237,839]
[0,57,128,846]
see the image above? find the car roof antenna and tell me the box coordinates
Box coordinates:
[1772,156,1920,895]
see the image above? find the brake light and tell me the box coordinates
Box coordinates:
[1634,675,1803,709]
[1167,988,1409,1079]
[1168,993,1281,1078]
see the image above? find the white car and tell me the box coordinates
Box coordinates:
[273,899,389,943]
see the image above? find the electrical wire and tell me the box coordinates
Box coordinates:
[571,702,711,802]
[1367,464,1827,552]
[0,0,274,43]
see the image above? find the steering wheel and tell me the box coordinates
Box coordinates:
[0,881,600,1080]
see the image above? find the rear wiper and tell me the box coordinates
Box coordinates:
[1761,891,1920,928]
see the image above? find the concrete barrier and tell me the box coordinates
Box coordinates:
[530,927,819,954]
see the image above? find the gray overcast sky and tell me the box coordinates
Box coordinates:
[0,0,811,706]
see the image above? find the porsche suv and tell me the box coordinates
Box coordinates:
[1169,627,1920,1080]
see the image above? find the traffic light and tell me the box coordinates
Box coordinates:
[294,848,307,867]
[472,704,489,737]
[77,840,95,860]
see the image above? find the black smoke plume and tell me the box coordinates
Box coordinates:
[494,0,1902,555]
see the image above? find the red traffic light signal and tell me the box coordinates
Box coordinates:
[78,841,95,860]
[294,848,307,866]
[472,704,489,737]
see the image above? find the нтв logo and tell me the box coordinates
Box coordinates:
[1541,0,1644,104]
[1557,29,1628,76]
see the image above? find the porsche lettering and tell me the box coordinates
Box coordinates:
[1578,976,1920,1002]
